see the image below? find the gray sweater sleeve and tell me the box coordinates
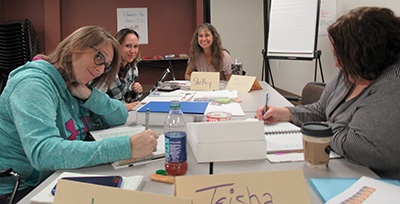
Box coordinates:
[288,72,400,180]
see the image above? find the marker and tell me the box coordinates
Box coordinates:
[264,93,270,114]
[150,173,175,184]
[145,108,150,130]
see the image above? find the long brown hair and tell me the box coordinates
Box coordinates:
[114,28,141,78]
[38,26,121,87]
[188,23,227,72]
[328,7,400,83]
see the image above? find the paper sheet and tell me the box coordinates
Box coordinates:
[204,102,244,116]
[326,176,400,203]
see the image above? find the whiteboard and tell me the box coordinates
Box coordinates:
[267,0,320,59]
[117,8,148,44]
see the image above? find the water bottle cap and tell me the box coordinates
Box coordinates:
[170,100,181,108]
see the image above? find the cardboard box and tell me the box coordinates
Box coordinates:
[175,169,311,204]
[186,120,266,163]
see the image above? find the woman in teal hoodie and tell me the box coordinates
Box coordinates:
[0,26,159,202]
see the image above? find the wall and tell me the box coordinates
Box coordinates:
[1,0,45,53]
[270,0,400,95]
[211,0,264,79]
[212,0,400,95]
[0,0,201,60]
[60,0,197,59]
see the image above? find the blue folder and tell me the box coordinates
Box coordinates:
[137,101,208,114]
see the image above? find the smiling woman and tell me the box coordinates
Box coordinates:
[97,28,144,111]
[184,23,232,81]
[0,25,160,203]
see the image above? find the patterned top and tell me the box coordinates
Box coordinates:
[101,63,142,103]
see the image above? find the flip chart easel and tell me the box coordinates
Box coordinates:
[263,0,324,83]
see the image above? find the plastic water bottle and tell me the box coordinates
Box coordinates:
[164,100,188,176]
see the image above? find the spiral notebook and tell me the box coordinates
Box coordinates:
[264,122,303,153]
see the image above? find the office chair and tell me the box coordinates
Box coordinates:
[0,168,20,204]
[301,81,326,105]
[284,82,326,105]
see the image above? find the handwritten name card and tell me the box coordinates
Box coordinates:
[175,169,311,204]
[190,72,220,91]
[225,75,262,92]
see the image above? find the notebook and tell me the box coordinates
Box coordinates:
[31,172,144,204]
[90,125,165,169]
[264,122,303,153]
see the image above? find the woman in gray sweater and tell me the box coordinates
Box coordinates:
[257,7,400,180]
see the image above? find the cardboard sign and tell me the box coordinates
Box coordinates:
[190,72,220,91]
[225,75,263,92]
[175,169,311,204]
[54,179,191,204]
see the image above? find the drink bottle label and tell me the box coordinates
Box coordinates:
[165,131,187,163]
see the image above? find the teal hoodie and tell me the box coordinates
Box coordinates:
[0,60,130,195]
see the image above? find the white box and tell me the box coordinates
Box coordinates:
[186,120,266,163]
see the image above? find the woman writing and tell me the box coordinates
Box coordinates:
[257,7,400,180]
[184,23,232,81]
[0,26,158,202]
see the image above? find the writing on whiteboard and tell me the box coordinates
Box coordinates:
[117,8,148,44]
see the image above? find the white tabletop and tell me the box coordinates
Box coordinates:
[18,82,378,204]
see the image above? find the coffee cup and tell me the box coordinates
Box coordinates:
[300,122,333,169]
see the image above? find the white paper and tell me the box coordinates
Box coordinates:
[326,176,400,203]
[205,102,244,116]
[31,172,143,204]
[117,8,148,44]
[267,152,340,163]
[90,126,145,141]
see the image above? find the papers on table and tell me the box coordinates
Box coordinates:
[205,102,245,116]
[267,151,341,163]
[326,176,400,203]
[90,125,165,169]
[31,172,144,204]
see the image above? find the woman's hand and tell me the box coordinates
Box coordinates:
[256,105,292,124]
[129,130,159,159]
[132,82,143,94]
[67,82,92,100]
[124,101,140,111]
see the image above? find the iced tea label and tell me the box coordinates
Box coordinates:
[165,131,187,163]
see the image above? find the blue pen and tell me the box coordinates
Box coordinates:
[264,93,269,114]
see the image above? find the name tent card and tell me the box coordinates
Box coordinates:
[175,169,311,204]
[225,75,262,92]
[190,72,220,91]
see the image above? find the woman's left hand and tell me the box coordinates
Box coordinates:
[132,82,143,94]
[68,82,92,100]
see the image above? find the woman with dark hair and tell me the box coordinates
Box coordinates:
[99,28,143,110]
[0,26,158,202]
[257,7,400,180]
[184,23,232,81]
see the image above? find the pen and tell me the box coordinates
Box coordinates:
[145,108,150,130]
[264,93,269,114]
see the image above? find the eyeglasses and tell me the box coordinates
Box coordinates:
[90,46,112,73]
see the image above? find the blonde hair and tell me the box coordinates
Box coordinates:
[37,25,121,86]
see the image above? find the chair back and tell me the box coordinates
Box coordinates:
[301,82,326,105]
